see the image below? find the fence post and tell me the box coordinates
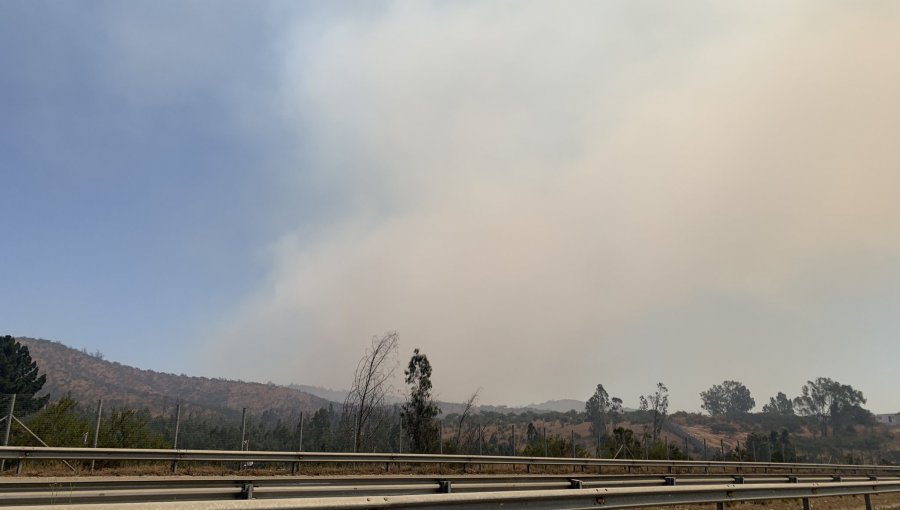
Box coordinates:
[298,412,304,452]
[171,404,181,473]
[240,408,247,449]
[544,426,548,457]
[352,414,358,453]
[398,414,402,454]
[1,394,15,471]
[239,408,247,471]
[90,399,102,473]
[511,424,515,456]
[440,421,443,455]
[478,424,482,456]
[173,404,181,449]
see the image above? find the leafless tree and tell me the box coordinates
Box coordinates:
[455,388,481,450]
[344,332,399,452]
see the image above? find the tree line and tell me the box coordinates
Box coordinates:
[0,334,894,466]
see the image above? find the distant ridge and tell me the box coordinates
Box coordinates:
[14,336,591,420]
[16,337,332,418]
[523,399,584,413]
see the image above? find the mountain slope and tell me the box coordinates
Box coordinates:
[17,337,332,418]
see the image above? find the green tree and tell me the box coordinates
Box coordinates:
[794,377,866,437]
[401,349,440,453]
[305,407,333,452]
[21,395,90,447]
[762,392,795,415]
[98,408,167,449]
[0,335,49,414]
[585,384,620,442]
[700,380,755,417]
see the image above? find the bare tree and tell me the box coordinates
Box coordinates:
[455,388,481,451]
[344,332,399,452]
[639,382,669,442]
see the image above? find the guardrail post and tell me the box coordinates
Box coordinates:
[664,476,676,486]
[241,482,254,499]
[802,498,811,510]
[439,480,452,493]
[716,502,725,510]
[864,493,873,510]
[570,479,583,489]
[733,476,744,484]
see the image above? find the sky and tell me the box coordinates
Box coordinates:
[2,1,900,414]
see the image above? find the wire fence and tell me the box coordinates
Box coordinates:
[0,393,893,475]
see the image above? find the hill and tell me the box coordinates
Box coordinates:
[17,337,332,419]
[524,399,584,413]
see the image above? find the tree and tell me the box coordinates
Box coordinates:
[793,377,866,437]
[401,348,440,453]
[16,395,89,447]
[585,384,619,442]
[99,408,167,449]
[639,382,669,442]
[344,332,399,452]
[454,388,480,451]
[700,380,755,417]
[609,397,624,429]
[0,335,49,414]
[305,407,333,452]
[762,392,795,415]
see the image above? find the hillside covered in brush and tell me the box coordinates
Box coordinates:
[17,337,332,419]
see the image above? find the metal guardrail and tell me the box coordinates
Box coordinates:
[0,446,897,475]
[3,480,900,509]
[1,473,898,506]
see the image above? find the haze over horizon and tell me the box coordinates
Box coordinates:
[3,2,899,414]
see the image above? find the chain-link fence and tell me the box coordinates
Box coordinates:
[1,393,894,474]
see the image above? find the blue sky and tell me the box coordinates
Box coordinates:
[1,1,303,365]
[2,1,899,413]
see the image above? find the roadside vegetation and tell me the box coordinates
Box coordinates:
[1,334,896,475]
